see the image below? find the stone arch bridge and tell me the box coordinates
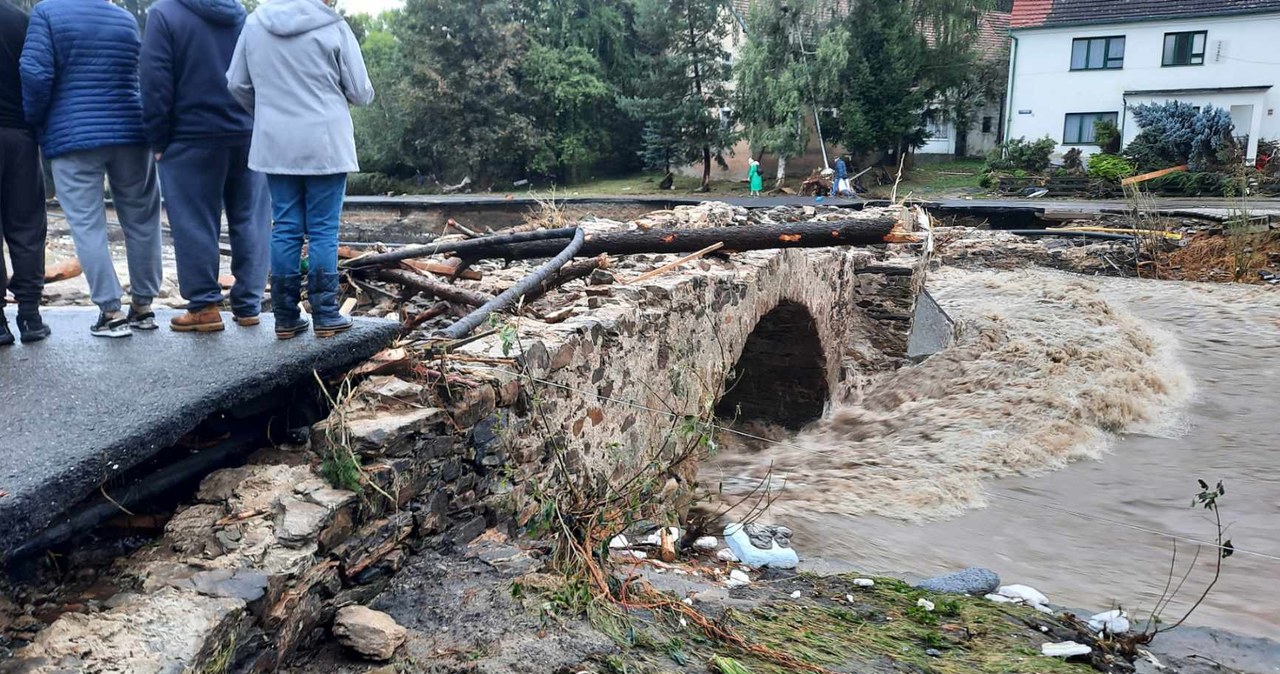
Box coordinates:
[456,206,934,479]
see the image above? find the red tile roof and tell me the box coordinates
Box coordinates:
[1012,0,1280,29]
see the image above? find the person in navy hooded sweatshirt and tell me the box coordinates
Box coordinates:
[140,0,270,333]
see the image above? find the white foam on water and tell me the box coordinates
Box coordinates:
[706,267,1194,523]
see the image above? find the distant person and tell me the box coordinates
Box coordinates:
[227,0,373,340]
[748,158,763,197]
[20,0,163,338]
[831,155,848,198]
[0,1,50,345]
[141,0,270,333]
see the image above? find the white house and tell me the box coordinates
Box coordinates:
[1004,0,1280,162]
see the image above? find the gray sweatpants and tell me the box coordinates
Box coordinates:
[51,145,162,313]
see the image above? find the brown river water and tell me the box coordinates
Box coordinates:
[707,268,1280,640]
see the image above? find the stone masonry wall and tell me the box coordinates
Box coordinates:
[1,204,930,673]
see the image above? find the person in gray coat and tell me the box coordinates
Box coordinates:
[226,0,372,340]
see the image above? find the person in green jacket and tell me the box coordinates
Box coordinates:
[748,158,763,197]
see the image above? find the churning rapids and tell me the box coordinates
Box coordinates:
[707,267,1280,639]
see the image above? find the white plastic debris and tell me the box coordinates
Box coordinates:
[638,527,681,547]
[616,550,647,560]
[997,584,1049,607]
[1088,610,1131,635]
[716,548,739,562]
[682,597,694,606]
[790,590,802,599]
[693,536,719,550]
[1041,641,1091,658]
[723,523,799,570]
[608,535,629,549]
[916,598,935,612]
[845,594,855,603]
[984,593,1014,604]
[725,569,752,588]
[853,578,875,588]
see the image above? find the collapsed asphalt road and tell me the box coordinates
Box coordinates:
[0,308,397,560]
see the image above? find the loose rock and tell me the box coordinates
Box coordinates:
[332,606,408,662]
[915,567,1000,595]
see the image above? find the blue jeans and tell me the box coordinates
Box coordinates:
[160,142,270,315]
[266,174,346,278]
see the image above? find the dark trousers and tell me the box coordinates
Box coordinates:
[0,127,47,310]
[158,142,270,316]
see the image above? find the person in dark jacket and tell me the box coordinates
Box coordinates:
[141,0,270,333]
[20,0,164,338]
[831,155,848,197]
[0,1,51,345]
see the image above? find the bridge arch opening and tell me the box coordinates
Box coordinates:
[715,300,829,430]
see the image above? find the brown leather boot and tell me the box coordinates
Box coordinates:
[170,305,225,332]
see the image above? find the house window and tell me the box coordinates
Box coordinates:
[926,117,949,139]
[1063,112,1118,144]
[982,116,994,133]
[1071,36,1125,70]
[1163,31,1207,66]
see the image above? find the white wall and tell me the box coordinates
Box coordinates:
[1006,13,1280,162]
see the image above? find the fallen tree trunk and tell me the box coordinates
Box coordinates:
[343,228,577,269]
[371,268,492,307]
[519,254,609,307]
[478,216,904,261]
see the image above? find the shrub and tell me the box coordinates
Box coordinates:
[1061,148,1084,173]
[1124,102,1237,172]
[1093,119,1122,154]
[1087,154,1136,182]
[984,136,1057,174]
[1146,171,1231,196]
[346,172,400,196]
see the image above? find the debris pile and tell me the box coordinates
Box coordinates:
[337,202,911,341]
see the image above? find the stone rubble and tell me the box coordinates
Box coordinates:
[332,605,407,661]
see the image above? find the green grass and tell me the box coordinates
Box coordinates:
[565,172,751,197]
[587,574,1095,674]
[867,158,986,199]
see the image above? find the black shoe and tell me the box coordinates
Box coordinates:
[91,312,131,338]
[0,317,13,346]
[127,305,158,331]
[16,312,51,343]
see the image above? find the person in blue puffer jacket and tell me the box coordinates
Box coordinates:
[20,0,164,338]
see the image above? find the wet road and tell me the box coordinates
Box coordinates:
[0,308,396,558]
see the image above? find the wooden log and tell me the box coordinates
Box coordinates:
[479,216,905,261]
[342,227,578,269]
[624,242,723,284]
[518,254,609,307]
[371,268,492,307]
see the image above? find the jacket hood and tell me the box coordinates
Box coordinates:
[176,0,246,26]
[254,0,342,37]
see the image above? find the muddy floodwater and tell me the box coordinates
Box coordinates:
[708,268,1280,640]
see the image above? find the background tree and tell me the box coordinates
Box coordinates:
[816,0,928,162]
[627,0,735,191]
[351,12,413,177]
[395,0,545,186]
[733,0,818,190]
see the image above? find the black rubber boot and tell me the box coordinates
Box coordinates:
[309,271,352,338]
[0,314,13,346]
[271,274,310,340]
[16,306,51,343]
